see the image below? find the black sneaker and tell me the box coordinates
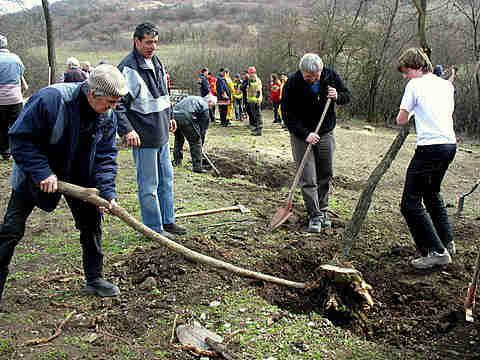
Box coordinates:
[193,168,208,174]
[320,211,332,229]
[163,223,187,235]
[81,278,120,297]
[158,230,175,240]
[307,216,322,233]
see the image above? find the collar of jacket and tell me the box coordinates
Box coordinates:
[132,47,162,72]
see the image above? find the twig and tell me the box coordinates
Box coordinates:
[23,310,76,346]
[170,314,179,344]
[98,328,131,346]
[224,329,246,344]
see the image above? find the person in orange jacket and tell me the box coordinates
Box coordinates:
[270,73,282,124]
[207,72,217,122]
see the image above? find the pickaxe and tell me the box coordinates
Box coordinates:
[176,204,250,219]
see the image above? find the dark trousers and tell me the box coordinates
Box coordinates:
[209,106,216,123]
[272,102,281,123]
[400,144,456,255]
[173,116,205,171]
[0,190,103,300]
[247,102,263,134]
[0,103,23,155]
[290,131,335,218]
[219,104,229,126]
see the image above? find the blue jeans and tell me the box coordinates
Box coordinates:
[400,144,456,255]
[133,143,174,233]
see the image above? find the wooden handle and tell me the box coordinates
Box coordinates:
[176,206,240,218]
[56,181,307,289]
[287,98,332,203]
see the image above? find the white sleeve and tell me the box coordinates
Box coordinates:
[400,81,416,113]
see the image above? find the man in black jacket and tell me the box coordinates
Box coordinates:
[281,53,351,233]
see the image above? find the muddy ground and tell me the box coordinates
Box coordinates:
[0,117,479,359]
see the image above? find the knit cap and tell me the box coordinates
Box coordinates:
[88,64,128,97]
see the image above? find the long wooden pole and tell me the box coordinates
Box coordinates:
[57,181,307,289]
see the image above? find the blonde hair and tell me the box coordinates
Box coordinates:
[397,48,433,73]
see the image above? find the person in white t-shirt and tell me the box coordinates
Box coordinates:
[396,48,457,270]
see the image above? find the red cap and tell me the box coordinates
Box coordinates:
[248,66,256,74]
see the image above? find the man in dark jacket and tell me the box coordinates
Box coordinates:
[198,68,210,97]
[0,64,128,306]
[172,95,214,173]
[116,23,186,239]
[282,53,351,233]
[216,68,231,127]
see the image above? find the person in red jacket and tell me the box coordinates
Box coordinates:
[270,73,282,124]
[207,72,217,122]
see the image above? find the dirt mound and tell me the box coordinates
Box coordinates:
[209,148,366,191]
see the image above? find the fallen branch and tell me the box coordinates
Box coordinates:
[23,310,76,346]
[172,344,218,357]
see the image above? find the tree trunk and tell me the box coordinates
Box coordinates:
[343,126,410,256]
[41,0,56,85]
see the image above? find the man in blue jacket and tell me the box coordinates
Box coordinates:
[0,64,128,306]
[282,53,351,233]
[116,23,186,239]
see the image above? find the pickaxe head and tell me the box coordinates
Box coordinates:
[236,204,250,213]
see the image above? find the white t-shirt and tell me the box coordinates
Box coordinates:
[144,58,154,70]
[400,73,456,146]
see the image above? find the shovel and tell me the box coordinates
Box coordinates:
[465,248,480,322]
[270,98,332,231]
[457,180,480,216]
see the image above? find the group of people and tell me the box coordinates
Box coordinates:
[0,20,459,309]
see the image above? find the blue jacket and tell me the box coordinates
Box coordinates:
[9,83,118,211]
[116,48,171,148]
[216,75,230,101]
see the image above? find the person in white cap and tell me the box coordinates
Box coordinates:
[63,56,87,83]
[0,34,28,160]
[0,64,129,307]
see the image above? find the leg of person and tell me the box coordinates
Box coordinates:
[66,196,119,297]
[273,103,280,123]
[227,102,233,123]
[423,146,457,255]
[183,121,204,173]
[290,134,321,233]
[3,103,23,160]
[256,103,263,135]
[0,105,9,159]
[234,99,240,121]
[400,152,450,269]
[246,103,254,129]
[157,143,186,235]
[251,103,262,136]
[132,147,164,233]
[219,105,228,126]
[0,190,35,304]
[315,131,335,229]
[173,121,186,167]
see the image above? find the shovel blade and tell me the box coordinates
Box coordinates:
[270,204,293,231]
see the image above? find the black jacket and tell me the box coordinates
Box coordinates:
[281,68,350,140]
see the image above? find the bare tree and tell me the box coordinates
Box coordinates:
[41,0,56,84]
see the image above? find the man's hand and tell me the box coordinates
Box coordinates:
[99,198,117,215]
[327,86,337,101]
[123,130,141,147]
[169,119,177,133]
[39,174,58,193]
[306,132,320,145]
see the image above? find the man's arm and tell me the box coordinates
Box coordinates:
[93,114,118,201]
[331,70,351,105]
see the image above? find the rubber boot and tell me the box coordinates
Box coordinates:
[81,278,120,297]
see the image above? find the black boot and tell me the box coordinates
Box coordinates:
[81,278,120,297]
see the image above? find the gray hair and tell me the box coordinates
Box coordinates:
[299,53,323,73]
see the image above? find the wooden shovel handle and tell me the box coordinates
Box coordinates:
[176,206,241,218]
[287,98,332,203]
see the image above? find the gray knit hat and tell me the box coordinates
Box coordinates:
[0,35,7,49]
[88,64,128,97]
